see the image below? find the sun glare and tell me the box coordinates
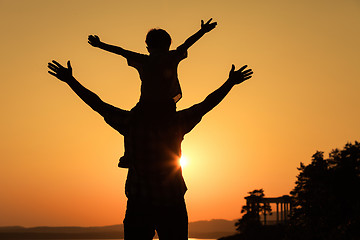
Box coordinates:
[180,155,188,168]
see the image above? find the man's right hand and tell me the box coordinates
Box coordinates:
[88,35,101,47]
[48,60,73,82]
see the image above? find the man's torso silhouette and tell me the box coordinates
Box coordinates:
[103,100,204,240]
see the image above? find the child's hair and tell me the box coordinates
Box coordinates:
[146,28,172,50]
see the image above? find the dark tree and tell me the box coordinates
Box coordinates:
[235,189,272,234]
[289,141,360,240]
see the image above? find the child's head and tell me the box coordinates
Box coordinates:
[146,28,172,53]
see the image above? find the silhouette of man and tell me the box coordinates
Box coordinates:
[48,60,253,240]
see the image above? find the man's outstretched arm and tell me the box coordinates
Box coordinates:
[178,18,217,51]
[195,65,253,116]
[88,35,135,59]
[47,60,122,118]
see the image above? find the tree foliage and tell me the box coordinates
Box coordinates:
[289,141,360,240]
[235,189,272,234]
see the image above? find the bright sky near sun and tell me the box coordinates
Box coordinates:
[1,0,360,227]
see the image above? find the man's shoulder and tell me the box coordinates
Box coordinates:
[103,108,132,135]
[177,103,202,114]
[176,103,204,121]
[175,104,204,134]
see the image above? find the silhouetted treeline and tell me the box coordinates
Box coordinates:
[221,141,360,240]
[288,141,360,240]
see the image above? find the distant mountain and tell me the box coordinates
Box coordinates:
[189,219,238,239]
[0,225,123,239]
[0,219,238,239]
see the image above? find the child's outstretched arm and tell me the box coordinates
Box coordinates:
[178,18,217,51]
[88,35,134,59]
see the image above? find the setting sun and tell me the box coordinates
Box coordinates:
[180,155,188,168]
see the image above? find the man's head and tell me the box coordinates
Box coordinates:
[134,99,176,118]
[146,28,172,53]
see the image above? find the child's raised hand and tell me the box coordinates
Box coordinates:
[88,35,101,47]
[201,18,217,33]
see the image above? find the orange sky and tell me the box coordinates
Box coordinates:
[1,0,360,227]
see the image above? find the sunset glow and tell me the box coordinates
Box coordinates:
[180,155,188,168]
[1,0,360,228]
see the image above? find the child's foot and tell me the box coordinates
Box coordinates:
[118,156,130,168]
